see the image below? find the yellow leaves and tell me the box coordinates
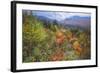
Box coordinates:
[23,24,31,32]
[72,41,82,55]
[73,41,80,49]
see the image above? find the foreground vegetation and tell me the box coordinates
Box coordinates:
[22,15,91,62]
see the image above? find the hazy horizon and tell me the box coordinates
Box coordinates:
[32,11,91,21]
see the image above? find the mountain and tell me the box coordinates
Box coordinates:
[35,15,51,21]
[61,16,91,29]
[33,15,91,30]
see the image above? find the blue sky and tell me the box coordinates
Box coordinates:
[32,11,91,21]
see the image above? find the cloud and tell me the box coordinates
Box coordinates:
[32,11,91,21]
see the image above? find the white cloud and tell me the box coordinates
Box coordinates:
[32,10,91,21]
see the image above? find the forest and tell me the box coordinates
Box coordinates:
[22,11,91,63]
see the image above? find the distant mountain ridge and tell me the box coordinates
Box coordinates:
[33,15,91,29]
[62,16,91,29]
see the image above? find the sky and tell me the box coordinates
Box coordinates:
[32,11,91,21]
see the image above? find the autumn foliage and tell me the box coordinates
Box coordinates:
[22,15,91,63]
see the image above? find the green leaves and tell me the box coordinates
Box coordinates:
[22,15,90,62]
[33,48,41,56]
[23,56,36,63]
[31,22,47,43]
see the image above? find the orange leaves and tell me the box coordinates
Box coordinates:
[56,37,65,45]
[56,38,63,45]
[75,47,82,55]
[56,31,64,38]
[55,31,66,45]
[49,31,67,61]
[49,49,64,61]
